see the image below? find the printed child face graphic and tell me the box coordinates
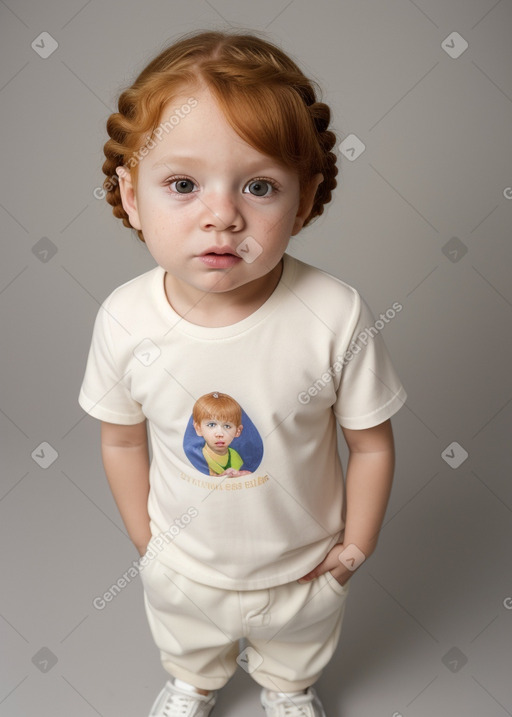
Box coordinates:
[116,83,323,300]
[194,417,243,455]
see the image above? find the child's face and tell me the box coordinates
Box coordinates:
[194,417,242,454]
[117,84,322,298]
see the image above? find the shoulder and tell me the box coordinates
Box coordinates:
[97,266,162,332]
[88,266,163,348]
[102,266,161,310]
[287,254,361,303]
[284,254,362,328]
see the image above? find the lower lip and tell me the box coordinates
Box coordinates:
[199,253,242,269]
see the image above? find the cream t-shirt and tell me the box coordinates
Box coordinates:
[78,253,407,589]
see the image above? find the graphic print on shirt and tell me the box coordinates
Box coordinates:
[183,391,263,477]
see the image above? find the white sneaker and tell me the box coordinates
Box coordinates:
[260,686,327,717]
[149,678,217,716]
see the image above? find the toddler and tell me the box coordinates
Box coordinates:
[191,392,251,477]
[79,29,407,717]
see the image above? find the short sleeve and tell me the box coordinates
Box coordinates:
[78,301,146,425]
[333,295,407,429]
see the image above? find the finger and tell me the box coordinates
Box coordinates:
[297,562,329,582]
[297,548,344,583]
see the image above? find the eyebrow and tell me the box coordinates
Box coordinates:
[151,153,285,174]
[152,155,201,170]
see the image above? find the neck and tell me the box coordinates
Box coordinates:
[164,260,283,328]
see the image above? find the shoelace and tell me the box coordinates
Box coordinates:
[162,692,197,716]
[280,693,313,717]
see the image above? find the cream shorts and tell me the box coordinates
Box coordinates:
[140,552,350,692]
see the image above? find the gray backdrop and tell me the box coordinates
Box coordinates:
[1,1,511,715]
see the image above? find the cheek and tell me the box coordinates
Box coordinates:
[257,207,297,245]
[138,204,179,257]
[138,189,175,229]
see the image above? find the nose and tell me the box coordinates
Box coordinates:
[199,189,244,233]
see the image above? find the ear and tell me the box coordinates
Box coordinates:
[116,166,142,231]
[291,173,324,236]
[193,421,203,436]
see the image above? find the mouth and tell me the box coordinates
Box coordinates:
[201,246,238,257]
[199,246,242,269]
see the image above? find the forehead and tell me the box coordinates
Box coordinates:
[142,85,293,178]
[202,417,234,425]
[150,87,249,157]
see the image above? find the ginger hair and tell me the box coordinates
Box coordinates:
[102,29,339,243]
[193,392,242,427]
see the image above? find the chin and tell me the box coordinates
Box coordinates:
[201,277,246,293]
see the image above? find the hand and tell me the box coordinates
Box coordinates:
[297,543,366,587]
[219,468,252,477]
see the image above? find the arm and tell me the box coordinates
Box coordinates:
[298,418,395,585]
[340,418,395,560]
[100,419,152,556]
